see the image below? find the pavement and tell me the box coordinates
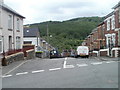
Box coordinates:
[1,57,119,88]
[95,56,119,61]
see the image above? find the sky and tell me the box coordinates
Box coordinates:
[4,0,120,24]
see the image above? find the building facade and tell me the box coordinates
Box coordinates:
[0,1,25,55]
[82,2,120,57]
[23,27,40,51]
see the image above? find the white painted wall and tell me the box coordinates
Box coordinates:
[24,37,40,51]
[1,5,24,52]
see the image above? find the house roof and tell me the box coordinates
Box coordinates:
[104,11,114,19]
[24,27,40,37]
[0,3,25,18]
[112,1,120,9]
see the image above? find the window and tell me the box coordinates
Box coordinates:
[0,11,2,28]
[16,37,21,49]
[8,15,12,29]
[118,8,120,23]
[102,25,105,38]
[107,19,110,31]
[0,36,2,53]
[111,16,115,30]
[119,30,120,46]
[17,18,20,31]
[112,34,116,46]
[9,36,12,50]
[24,41,32,44]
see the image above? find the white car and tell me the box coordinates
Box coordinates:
[75,46,89,58]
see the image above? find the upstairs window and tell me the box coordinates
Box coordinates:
[17,18,20,31]
[118,8,120,23]
[111,16,115,30]
[0,11,2,28]
[107,19,110,31]
[8,15,13,30]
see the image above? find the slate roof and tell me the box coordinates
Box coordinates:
[0,3,25,18]
[112,1,120,9]
[24,27,40,37]
[104,11,114,20]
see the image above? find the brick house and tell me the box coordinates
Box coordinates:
[100,2,120,57]
[82,1,120,57]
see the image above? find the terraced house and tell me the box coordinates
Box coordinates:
[82,1,120,57]
[0,1,25,65]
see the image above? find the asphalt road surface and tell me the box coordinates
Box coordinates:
[2,57,119,88]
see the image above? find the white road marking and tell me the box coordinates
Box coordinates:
[106,61,115,63]
[77,64,88,67]
[16,72,28,76]
[32,70,45,73]
[101,58,108,61]
[94,57,100,61]
[65,57,67,60]
[49,68,61,71]
[2,75,12,78]
[65,65,75,69]
[91,62,102,65]
[3,60,29,76]
[63,60,67,68]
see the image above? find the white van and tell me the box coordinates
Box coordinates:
[75,46,89,58]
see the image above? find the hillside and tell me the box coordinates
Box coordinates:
[28,16,104,52]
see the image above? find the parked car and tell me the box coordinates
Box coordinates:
[75,46,89,58]
[50,49,60,59]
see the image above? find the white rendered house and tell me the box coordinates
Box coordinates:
[0,1,25,55]
[23,27,40,51]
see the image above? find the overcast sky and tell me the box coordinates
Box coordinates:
[4,0,120,24]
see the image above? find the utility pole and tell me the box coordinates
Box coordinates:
[47,22,49,44]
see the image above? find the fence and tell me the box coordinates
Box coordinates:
[2,45,35,57]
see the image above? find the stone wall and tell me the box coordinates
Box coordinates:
[2,52,24,66]
[25,49,35,60]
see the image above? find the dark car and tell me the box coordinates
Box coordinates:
[50,49,60,59]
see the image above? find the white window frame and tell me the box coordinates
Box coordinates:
[16,36,21,49]
[107,19,110,31]
[111,34,116,46]
[119,8,120,23]
[8,14,13,30]
[0,11,2,28]
[0,36,3,53]
[17,18,20,31]
[16,37,21,49]
[111,15,115,30]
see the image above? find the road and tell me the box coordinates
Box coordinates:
[2,57,119,88]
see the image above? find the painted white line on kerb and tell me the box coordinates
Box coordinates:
[32,70,45,73]
[16,72,28,76]
[2,75,12,78]
[77,64,88,67]
[49,68,61,71]
[91,62,102,65]
[3,60,29,75]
